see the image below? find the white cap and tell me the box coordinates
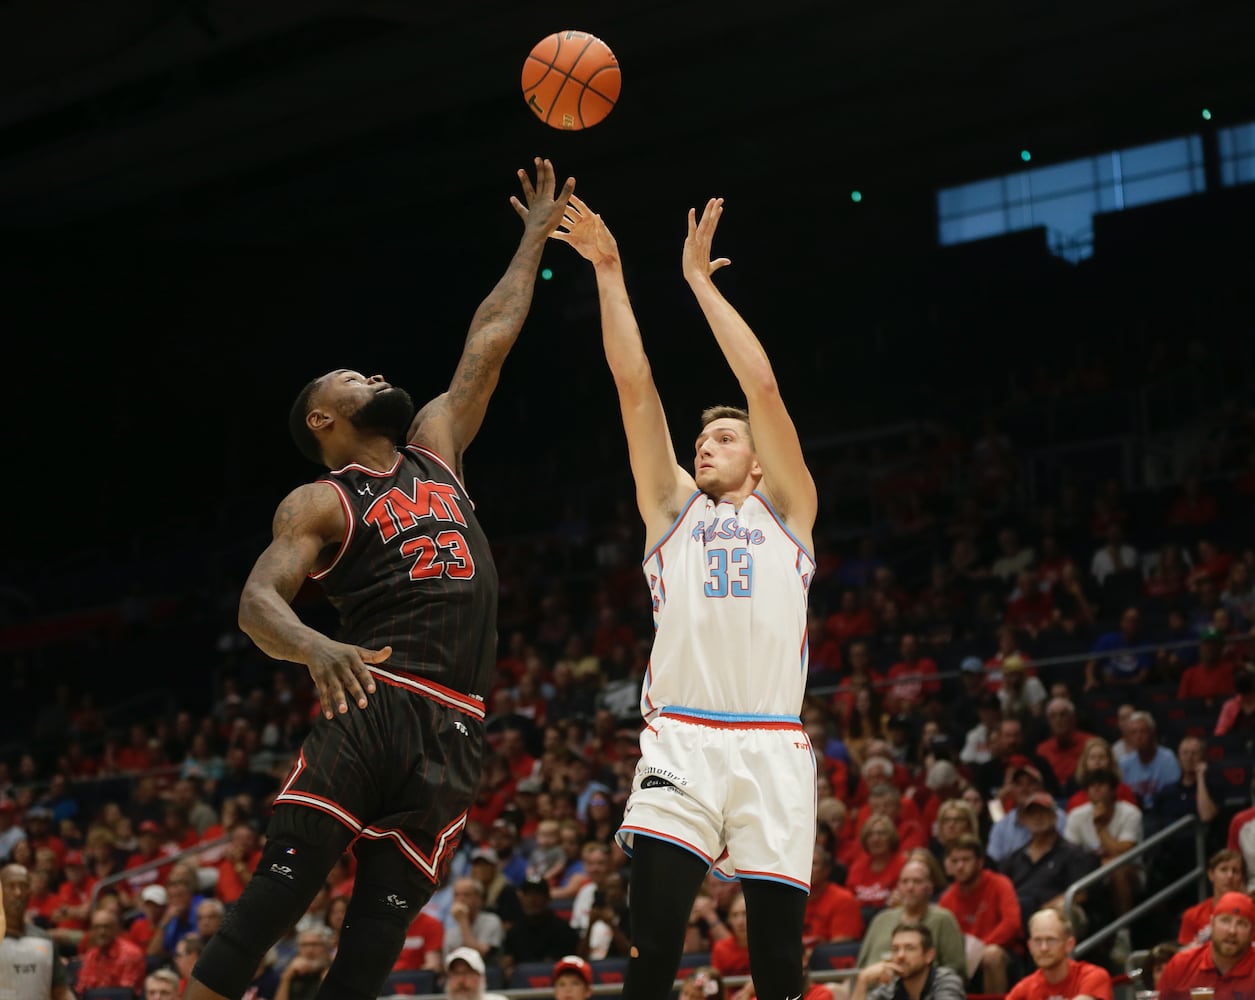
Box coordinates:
[141,884,168,906]
[446,947,486,975]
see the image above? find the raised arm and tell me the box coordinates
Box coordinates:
[237,483,389,718]
[552,194,694,545]
[408,158,575,478]
[682,198,817,545]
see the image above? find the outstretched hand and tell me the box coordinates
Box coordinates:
[683,197,732,284]
[550,193,620,266]
[510,157,576,238]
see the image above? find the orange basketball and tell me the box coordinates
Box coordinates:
[521,30,620,130]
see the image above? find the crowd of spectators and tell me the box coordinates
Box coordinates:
[3,394,1255,999]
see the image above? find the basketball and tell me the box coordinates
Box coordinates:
[521,30,620,130]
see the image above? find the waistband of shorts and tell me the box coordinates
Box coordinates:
[658,706,803,730]
[367,666,486,721]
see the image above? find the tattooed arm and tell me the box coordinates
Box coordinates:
[238,482,386,718]
[408,158,574,478]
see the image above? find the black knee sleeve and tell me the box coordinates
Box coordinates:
[621,837,710,1000]
[741,878,807,1000]
[315,881,419,1000]
[192,833,344,998]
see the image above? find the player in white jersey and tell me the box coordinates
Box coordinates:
[555,194,818,1000]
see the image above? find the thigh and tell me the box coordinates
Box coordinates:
[617,718,725,868]
[722,727,815,889]
[355,694,484,886]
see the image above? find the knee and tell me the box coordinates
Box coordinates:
[982,944,1008,970]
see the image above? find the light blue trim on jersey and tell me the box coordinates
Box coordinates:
[749,490,816,565]
[661,706,801,724]
[616,829,714,871]
[642,490,704,566]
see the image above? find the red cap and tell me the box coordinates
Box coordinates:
[1021,792,1057,812]
[137,820,161,835]
[1214,892,1255,924]
[553,955,593,985]
[64,850,85,866]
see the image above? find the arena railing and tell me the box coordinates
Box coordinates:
[378,967,857,1000]
[1063,813,1207,960]
[88,832,229,913]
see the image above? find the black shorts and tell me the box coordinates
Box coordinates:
[270,668,485,885]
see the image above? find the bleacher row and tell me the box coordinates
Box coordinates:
[64,946,863,999]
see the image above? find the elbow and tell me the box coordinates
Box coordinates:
[741,363,780,400]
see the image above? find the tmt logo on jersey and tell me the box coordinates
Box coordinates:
[363,479,468,541]
[691,517,766,545]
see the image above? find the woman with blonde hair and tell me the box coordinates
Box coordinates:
[1063,736,1138,810]
[844,815,907,911]
[928,798,980,868]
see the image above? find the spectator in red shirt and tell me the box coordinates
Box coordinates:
[817,798,860,873]
[1177,628,1237,703]
[884,634,941,714]
[392,909,445,972]
[1005,569,1054,637]
[115,723,155,773]
[825,590,875,649]
[804,846,864,944]
[710,890,751,977]
[857,784,928,855]
[1215,664,1255,736]
[77,905,148,996]
[124,820,176,897]
[846,815,908,911]
[500,727,538,784]
[1036,699,1096,789]
[23,807,66,866]
[1178,849,1248,946]
[1006,907,1112,1000]
[127,884,167,951]
[214,822,262,906]
[49,849,94,950]
[1157,892,1255,1000]
[1188,539,1234,593]
[1167,476,1220,528]
[938,835,1022,994]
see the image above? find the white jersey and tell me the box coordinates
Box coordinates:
[0,932,60,1000]
[640,491,815,719]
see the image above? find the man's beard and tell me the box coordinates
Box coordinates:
[349,386,415,444]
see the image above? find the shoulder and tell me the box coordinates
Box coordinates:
[933,966,965,986]
[926,904,959,926]
[930,966,967,1000]
[1004,975,1033,1000]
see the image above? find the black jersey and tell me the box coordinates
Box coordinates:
[311,443,498,698]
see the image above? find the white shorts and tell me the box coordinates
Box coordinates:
[616,707,816,891]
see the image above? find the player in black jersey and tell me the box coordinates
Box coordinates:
[186,158,575,1000]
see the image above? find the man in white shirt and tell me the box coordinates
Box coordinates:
[1062,769,1142,961]
[1089,524,1138,586]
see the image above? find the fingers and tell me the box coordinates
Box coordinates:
[568,193,591,215]
[509,195,527,220]
[535,156,555,193]
[343,668,371,711]
[517,163,537,202]
[317,678,342,720]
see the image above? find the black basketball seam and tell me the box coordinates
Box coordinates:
[581,65,620,107]
[563,34,597,127]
